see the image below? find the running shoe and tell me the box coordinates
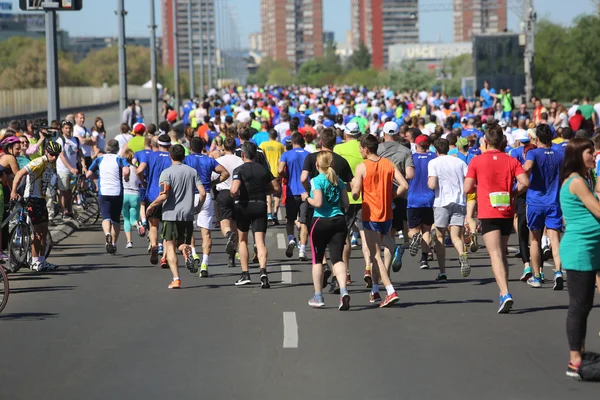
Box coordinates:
[497,293,514,314]
[542,245,552,262]
[168,278,181,289]
[379,292,399,308]
[369,292,382,304]
[329,277,340,294]
[420,260,430,270]
[252,244,259,263]
[158,243,164,256]
[308,295,325,308]
[553,270,564,291]
[200,263,209,278]
[392,246,404,272]
[427,251,434,262]
[147,242,152,254]
[444,236,453,247]
[351,236,359,248]
[126,242,133,249]
[225,231,238,255]
[299,250,307,262]
[227,253,236,268]
[339,293,350,311]
[514,250,522,259]
[192,254,200,270]
[408,232,422,257]
[346,273,351,285]
[272,218,279,226]
[160,257,168,269]
[235,272,251,286]
[260,268,270,289]
[520,266,533,282]
[566,363,582,381]
[31,261,45,272]
[527,276,542,288]
[42,261,57,271]
[285,240,296,258]
[105,234,115,254]
[470,234,479,253]
[363,268,373,288]
[435,273,448,282]
[459,253,470,277]
[150,245,159,265]
[184,246,197,274]
[137,222,146,237]
[322,265,332,289]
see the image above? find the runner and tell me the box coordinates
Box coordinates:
[133,135,154,237]
[121,149,141,249]
[464,122,529,313]
[259,129,284,225]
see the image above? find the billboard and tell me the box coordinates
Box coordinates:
[19,0,82,11]
[473,33,525,96]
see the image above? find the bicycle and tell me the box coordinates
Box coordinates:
[2,200,53,273]
[0,264,8,314]
[72,175,100,225]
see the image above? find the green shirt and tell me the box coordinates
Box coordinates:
[128,136,145,154]
[349,116,368,134]
[334,139,362,204]
[497,93,513,112]
[578,104,594,120]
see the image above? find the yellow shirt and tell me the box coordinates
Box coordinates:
[260,140,284,177]
[552,137,564,144]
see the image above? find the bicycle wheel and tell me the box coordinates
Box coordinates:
[8,222,31,273]
[82,193,100,225]
[43,230,53,259]
[0,265,8,314]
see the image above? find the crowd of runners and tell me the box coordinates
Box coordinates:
[2,83,600,380]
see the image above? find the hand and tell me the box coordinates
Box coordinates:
[146,205,155,218]
[70,167,78,175]
[300,192,309,202]
[10,191,19,201]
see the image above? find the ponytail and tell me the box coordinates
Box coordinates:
[316,151,338,185]
[325,166,339,186]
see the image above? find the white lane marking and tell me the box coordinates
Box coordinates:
[277,233,286,249]
[507,247,519,253]
[283,312,298,348]
[281,265,292,284]
[267,231,273,238]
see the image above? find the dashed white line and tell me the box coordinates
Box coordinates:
[283,312,298,348]
[277,233,286,249]
[281,265,292,284]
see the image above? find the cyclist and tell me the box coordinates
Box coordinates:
[10,141,62,271]
[0,134,23,263]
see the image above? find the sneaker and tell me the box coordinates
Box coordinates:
[527,276,542,288]
[158,243,164,256]
[351,237,359,248]
[272,218,279,226]
[260,268,270,289]
[299,250,307,262]
[105,234,115,254]
[137,222,146,237]
[339,293,350,311]
[192,254,200,270]
[514,250,522,259]
[444,236,453,247]
[160,257,168,269]
[379,292,399,308]
[322,265,332,289]
[542,245,552,262]
[369,292,382,304]
[566,363,582,381]
[235,272,251,286]
[126,241,133,249]
[31,261,45,272]
[346,273,351,285]
[392,246,404,272]
[308,295,325,308]
[168,278,181,289]
[329,276,340,294]
[184,246,197,274]
[427,252,434,262]
[363,268,373,288]
[42,261,57,271]
[435,273,448,282]
[225,231,238,255]
[553,270,564,291]
[252,245,259,264]
[147,242,152,254]
[420,260,430,270]
[227,254,236,268]
[408,232,422,256]
[497,293,514,314]
[540,271,546,283]
[459,253,470,277]
[200,264,209,278]
[520,266,533,282]
[285,240,296,258]
[470,234,479,253]
[150,245,159,265]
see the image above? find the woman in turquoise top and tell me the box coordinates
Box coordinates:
[559,137,600,380]
[301,151,350,310]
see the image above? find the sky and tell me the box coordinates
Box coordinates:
[7,0,598,46]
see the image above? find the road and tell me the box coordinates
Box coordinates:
[0,222,598,399]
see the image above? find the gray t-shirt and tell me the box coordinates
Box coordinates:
[159,163,201,222]
[378,141,414,177]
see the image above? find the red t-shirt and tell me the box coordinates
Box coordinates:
[466,150,525,219]
[569,114,584,131]
[298,126,316,137]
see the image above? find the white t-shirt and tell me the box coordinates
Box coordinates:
[215,154,243,191]
[568,104,579,118]
[428,155,468,207]
[56,136,79,174]
[236,110,251,123]
[114,133,132,154]
[73,124,92,157]
[274,122,290,141]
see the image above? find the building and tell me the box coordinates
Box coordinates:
[453,0,507,42]
[351,0,419,70]
[388,42,472,70]
[68,37,162,62]
[161,0,216,74]
[260,0,323,71]
[323,31,334,44]
[249,32,262,52]
[0,12,69,51]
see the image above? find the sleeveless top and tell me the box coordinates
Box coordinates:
[361,157,395,222]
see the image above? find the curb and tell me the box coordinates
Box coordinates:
[48,208,97,245]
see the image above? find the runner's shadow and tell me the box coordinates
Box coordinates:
[0,312,59,321]
[512,304,600,314]
[9,285,76,294]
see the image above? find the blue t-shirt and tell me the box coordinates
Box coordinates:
[509,146,526,165]
[481,88,496,109]
[310,173,345,218]
[408,152,436,208]
[551,141,568,154]
[144,151,172,202]
[280,148,309,196]
[525,147,564,206]
[183,153,219,192]
[462,128,484,149]
[134,149,152,165]
[251,131,270,147]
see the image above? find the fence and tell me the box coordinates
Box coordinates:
[0,85,153,119]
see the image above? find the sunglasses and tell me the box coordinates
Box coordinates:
[20,141,28,145]
[48,152,60,157]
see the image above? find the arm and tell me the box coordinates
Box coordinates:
[6,156,20,176]
[278,161,287,179]
[267,178,280,194]
[137,162,148,183]
[351,163,365,201]
[464,177,475,194]
[75,133,94,146]
[513,173,530,197]
[59,150,78,175]
[301,170,311,192]
[428,176,438,190]
[394,166,409,197]
[523,159,534,174]
[305,189,323,208]
[405,166,415,181]
[571,177,600,218]
[230,179,240,197]
[339,187,349,209]
[10,168,27,200]
[213,164,230,185]
[123,166,130,182]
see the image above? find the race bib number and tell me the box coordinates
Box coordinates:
[489,192,510,208]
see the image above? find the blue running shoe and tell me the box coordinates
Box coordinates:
[158,243,164,256]
[520,266,532,282]
[392,246,404,272]
[527,276,542,288]
[553,270,564,291]
[498,293,514,314]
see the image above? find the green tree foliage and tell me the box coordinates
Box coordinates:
[443,54,473,96]
[78,46,153,86]
[346,41,371,71]
[267,67,295,86]
[246,57,290,86]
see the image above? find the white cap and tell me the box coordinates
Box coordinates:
[513,129,530,143]
[383,121,399,135]
[344,122,361,135]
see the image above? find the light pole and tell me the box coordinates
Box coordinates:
[45,9,59,122]
[198,0,205,97]
[117,0,128,113]
[149,0,159,125]
[187,0,196,98]
[172,0,181,115]
[206,0,214,91]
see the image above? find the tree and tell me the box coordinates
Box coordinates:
[346,41,371,71]
[267,67,294,86]
[246,57,290,86]
[78,46,152,86]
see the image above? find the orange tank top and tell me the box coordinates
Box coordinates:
[361,157,395,222]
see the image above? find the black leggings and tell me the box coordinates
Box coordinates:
[566,270,597,352]
[515,196,530,264]
[309,215,347,266]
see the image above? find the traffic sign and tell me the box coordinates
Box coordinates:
[19,0,82,11]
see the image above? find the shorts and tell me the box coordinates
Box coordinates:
[26,198,48,226]
[434,203,466,228]
[466,192,477,202]
[502,111,512,120]
[98,194,124,224]
[310,215,348,265]
[345,203,363,230]
[480,218,513,236]
[526,204,563,231]
[363,220,393,235]
[271,188,282,198]
[194,192,213,229]
[146,203,163,220]
[216,189,235,221]
[514,194,526,215]
[57,172,75,192]
[483,107,494,116]
[286,194,310,224]
[392,197,407,230]
[235,200,268,233]
[407,207,434,229]
[161,220,194,244]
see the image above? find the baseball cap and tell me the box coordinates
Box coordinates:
[133,123,146,134]
[499,120,507,128]
[299,104,307,112]
[415,135,429,147]
[382,121,399,135]
[344,122,361,136]
[166,110,178,122]
[456,137,468,148]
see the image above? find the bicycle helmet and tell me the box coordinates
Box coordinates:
[1,135,20,148]
[45,141,62,155]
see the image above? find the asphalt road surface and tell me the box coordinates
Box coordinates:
[0,221,598,399]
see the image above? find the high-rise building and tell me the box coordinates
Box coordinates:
[260,0,323,71]
[249,32,263,53]
[453,0,507,42]
[161,0,215,73]
[323,31,334,45]
[351,0,419,70]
